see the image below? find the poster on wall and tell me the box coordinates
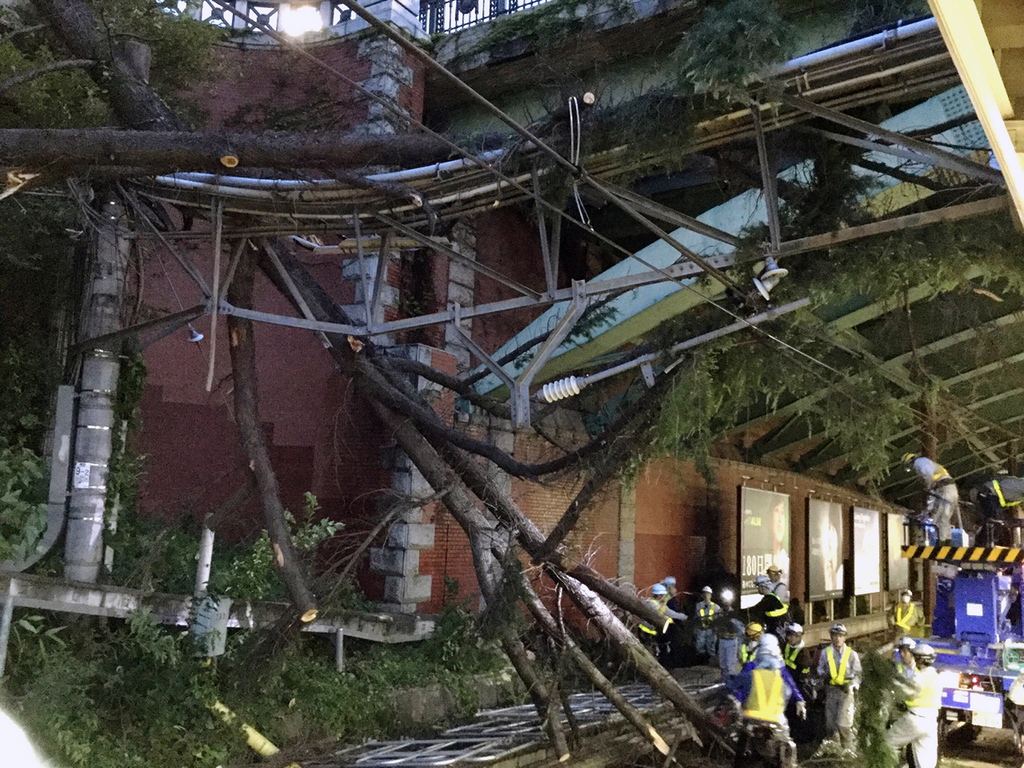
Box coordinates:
[853,506,881,595]
[887,513,909,591]
[740,487,790,607]
[808,499,844,600]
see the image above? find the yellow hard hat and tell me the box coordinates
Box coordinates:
[902,452,917,465]
[745,622,763,638]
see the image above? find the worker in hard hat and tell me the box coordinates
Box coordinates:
[886,643,941,768]
[815,622,861,750]
[638,582,686,665]
[888,589,921,642]
[894,636,917,680]
[749,573,789,637]
[730,633,805,768]
[903,452,961,543]
[782,622,816,745]
[972,472,1024,544]
[713,588,745,682]
[739,622,763,667]
[693,586,721,663]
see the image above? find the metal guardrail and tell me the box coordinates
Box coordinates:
[419,0,554,35]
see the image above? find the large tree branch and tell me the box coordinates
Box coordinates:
[0,59,95,94]
[226,246,319,621]
[0,128,453,180]
[31,0,183,130]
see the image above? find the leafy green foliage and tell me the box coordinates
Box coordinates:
[477,0,635,53]
[209,493,342,599]
[854,650,901,768]
[0,438,48,561]
[4,602,508,768]
[670,0,794,102]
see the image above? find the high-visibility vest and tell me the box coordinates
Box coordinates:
[698,603,717,627]
[826,645,852,685]
[894,603,916,631]
[905,667,941,710]
[640,598,668,635]
[784,644,809,675]
[740,642,757,664]
[743,668,786,723]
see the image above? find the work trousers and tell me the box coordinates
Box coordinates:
[718,636,741,681]
[695,627,717,658]
[928,483,959,541]
[824,685,856,748]
[886,709,938,768]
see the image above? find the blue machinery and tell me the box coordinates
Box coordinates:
[902,543,1024,735]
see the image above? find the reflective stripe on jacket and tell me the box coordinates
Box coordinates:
[639,598,667,635]
[743,668,786,723]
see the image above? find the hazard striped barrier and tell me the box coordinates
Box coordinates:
[901,545,1024,563]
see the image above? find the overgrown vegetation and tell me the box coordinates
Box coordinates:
[2,602,507,768]
[670,0,794,103]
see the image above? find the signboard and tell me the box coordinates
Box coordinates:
[887,512,909,591]
[853,506,881,596]
[740,487,790,607]
[808,499,844,600]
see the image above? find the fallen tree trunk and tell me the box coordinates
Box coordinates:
[226,246,319,621]
[0,128,455,179]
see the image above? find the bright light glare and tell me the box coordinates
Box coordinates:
[281,5,323,35]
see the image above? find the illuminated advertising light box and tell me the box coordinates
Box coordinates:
[853,506,881,596]
[887,512,908,592]
[739,487,790,608]
[808,499,844,601]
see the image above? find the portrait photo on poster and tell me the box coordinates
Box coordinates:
[739,487,790,607]
[853,506,881,596]
[808,499,844,600]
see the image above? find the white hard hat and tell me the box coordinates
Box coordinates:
[652,583,668,596]
[701,585,713,593]
[663,576,677,586]
[785,623,803,635]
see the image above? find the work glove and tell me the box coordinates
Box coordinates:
[796,701,807,719]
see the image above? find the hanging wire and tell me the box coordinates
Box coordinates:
[567,96,591,229]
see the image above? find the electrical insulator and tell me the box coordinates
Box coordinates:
[540,376,583,403]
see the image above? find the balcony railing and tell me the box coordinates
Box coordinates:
[182,0,553,35]
[419,0,554,35]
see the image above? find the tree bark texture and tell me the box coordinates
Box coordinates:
[225,246,319,621]
[0,128,453,180]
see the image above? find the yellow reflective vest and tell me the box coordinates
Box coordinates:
[697,603,718,628]
[740,642,757,665]
[893,603,917,631]
[783,644,809,675]
[639,597,668,635]
[825,645,852,686]
[744,668,786,723]
[905,666,941,710]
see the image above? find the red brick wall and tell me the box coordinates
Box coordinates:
[472,209,548,355]
[187,36,426,132]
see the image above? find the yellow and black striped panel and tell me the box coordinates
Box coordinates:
[901,545,1024,563]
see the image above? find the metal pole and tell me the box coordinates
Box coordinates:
[194,521,216,598]
[335,628,344,672]
[0,584,15,678]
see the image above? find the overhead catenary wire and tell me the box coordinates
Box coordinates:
[159,2,985,471]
